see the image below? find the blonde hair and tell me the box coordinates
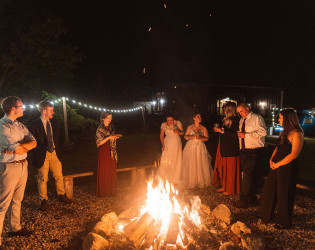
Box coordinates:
[222,102,237,128]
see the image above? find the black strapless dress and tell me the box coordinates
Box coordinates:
[259,138,299,228]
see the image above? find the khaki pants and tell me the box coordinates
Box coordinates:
[0,161,28,244]
[37,151,65,200]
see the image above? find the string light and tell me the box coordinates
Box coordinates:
[22,96,142,113]
[272,106,279,126]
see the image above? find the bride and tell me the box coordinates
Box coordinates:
[182,113,213,188]
[158,113,184,184]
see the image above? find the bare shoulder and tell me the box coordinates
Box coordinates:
[175,120,182,125]
[160,122,167,130]
[289,129,304,141]
[186,124,193,130]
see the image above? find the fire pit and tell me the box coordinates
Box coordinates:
[83,177,265,249]
[122,178,215,248]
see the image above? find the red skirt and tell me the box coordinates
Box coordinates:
[96,141,117,197]
[212,139,241,195]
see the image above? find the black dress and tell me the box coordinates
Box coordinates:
[259,138,299,228]
[212,116,241,195]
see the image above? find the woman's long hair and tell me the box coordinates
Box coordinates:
[100,111,112,124]
[222,102,237,128]
[279,108,303,144]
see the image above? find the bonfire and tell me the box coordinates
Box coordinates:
[83,176,261,250]
[121,178,204,248]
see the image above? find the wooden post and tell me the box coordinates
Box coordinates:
[62,97,70,144]
[63,172,94,199]
[64,177,73,199]
[131,168,147,188]
[141,106,146,128]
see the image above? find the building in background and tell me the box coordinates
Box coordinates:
[165,82,282,120]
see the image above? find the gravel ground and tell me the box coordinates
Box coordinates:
[1,174,314,249]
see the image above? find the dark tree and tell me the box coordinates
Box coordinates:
[0,0,82,98]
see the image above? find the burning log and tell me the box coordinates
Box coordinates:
[124,213,155,247]
[118,206,139,220]
[182,217,200,237]
[141,221,162,248]
[165,213,180,245]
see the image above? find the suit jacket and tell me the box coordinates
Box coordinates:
[220,116,240,157]
[28,118,61,168]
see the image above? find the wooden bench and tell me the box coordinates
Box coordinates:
[117,164,156,187]
[63,162,158,199]
[64,172,94,199]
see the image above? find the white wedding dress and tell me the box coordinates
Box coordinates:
[182,127,213,188]
[158,121,183,184]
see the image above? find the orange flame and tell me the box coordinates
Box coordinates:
[136,177,202,247]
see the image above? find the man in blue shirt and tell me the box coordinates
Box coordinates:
[0,96,37,246]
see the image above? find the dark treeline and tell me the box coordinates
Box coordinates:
[1,0,315,109]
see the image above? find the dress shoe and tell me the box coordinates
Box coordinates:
[40,199,49,211]
[58,194,72,204]
[232,200,249,209]
[7,228,33,237]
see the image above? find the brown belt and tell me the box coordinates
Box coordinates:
[9,159,26,164]
[242,147,263,150]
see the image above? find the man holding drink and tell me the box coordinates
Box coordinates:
[233,103,267,208]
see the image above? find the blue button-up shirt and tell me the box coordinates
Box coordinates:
[0,115,35,163]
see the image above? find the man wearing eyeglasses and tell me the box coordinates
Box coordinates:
[0,96,37,246]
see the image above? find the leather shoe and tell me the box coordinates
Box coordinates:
[40,199,49,211]
[58,194,72,204]
[7,228,33,237]
[232,200,249,209]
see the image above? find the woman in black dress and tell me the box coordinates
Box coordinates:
[212,102,240,195]
[259,108,304,229]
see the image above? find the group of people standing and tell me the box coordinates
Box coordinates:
[0,97,72,246]
[0,96,305,247]
[157,102,304,230]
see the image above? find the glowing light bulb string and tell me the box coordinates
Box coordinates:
[23,96,143,113]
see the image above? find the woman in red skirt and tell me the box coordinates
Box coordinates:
[212,102,241,195]
[95,111,121,197]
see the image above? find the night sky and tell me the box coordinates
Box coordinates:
[45,0,315,107]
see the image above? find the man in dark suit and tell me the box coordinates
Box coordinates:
[28,101,72,211]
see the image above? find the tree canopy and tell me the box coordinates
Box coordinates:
[0,0,82,99]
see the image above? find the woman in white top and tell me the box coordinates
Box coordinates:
[182,113,213,188]
[158,113,184,184]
